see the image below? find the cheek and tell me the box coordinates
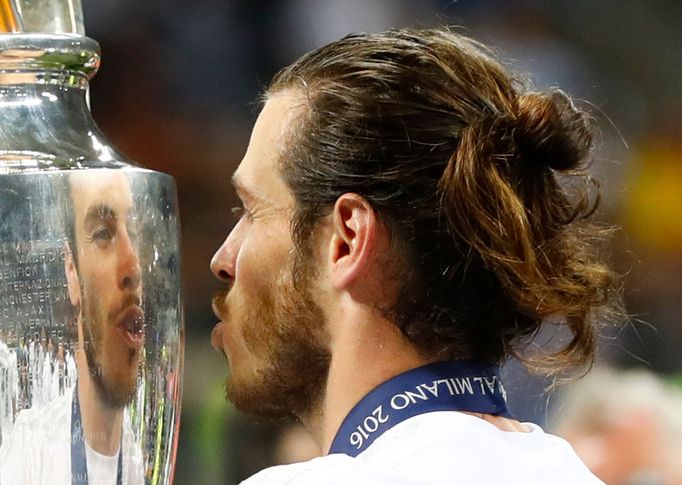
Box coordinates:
[85,259,118,299]
[80,257,106,288]
[235,227,292,290]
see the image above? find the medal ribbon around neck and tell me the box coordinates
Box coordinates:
[329,360,512,457]
[71,382,123,485]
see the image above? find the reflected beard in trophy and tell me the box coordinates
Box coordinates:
[81,290,144,410]
[65,171,145,411]
[213,245,331,420]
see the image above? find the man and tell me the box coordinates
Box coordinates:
[210,28,616,483]
[63,170,145,485]
[0,170,144,484]
[554,367,682,484]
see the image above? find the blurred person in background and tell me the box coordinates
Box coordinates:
[210,28,620,484]
[553,367,682,485]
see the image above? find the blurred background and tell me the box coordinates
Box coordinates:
[79,0,681,483]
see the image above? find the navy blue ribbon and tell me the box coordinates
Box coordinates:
[329,360,511,457]
[71,384,123,485]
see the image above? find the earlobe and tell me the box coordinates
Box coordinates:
[64,243,81,307]
[328,194,378,289]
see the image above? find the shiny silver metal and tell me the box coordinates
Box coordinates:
[0,0,84,34]
[0,28,183,485]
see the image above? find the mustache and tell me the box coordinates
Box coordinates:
[116,294,143,317]
[212,288,230,321]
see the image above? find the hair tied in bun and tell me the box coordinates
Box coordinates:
[513,89,593,172]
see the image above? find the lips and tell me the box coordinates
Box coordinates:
[211,322,224,352]
[118,305,145,348]
[211,297,227,353]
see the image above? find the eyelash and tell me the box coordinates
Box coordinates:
[230,206,252,221]
[92,228,113,241]
[86,225,115,248]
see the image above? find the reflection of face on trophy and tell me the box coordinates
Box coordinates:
[0,3,183,479]
[64,171,144,410]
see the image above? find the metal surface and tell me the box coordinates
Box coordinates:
[0,0,23,33]
[0,33,183,485]
[0,0,84,34]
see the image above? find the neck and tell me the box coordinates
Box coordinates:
[300,306,429,454]
[75,345,123,456]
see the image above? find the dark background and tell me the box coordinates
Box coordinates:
[79,1,681,483]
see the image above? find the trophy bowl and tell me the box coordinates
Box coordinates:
[0,2,184,484]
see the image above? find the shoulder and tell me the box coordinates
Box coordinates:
[5,385,72,439]
[240,454,415,485]
[0,388,72,483]
[356,411,602,483]
[239,455,345,485]
[241,412,603,485]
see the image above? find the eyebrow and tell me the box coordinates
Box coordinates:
[84,204,116,226]
[231,174,259,202]
[230,173,245,193]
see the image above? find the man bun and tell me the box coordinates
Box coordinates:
[514,90,593,172]
[439,85,614,374]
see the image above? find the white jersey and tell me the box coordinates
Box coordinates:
[242,411,603,484]
[0,385,144,485]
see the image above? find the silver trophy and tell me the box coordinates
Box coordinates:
[0,1,184,484]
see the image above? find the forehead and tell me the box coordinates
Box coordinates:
[232,92,305,201]
[68,171,133,216]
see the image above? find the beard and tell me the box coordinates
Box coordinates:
[81,296,139,410]
[213,247,331,421]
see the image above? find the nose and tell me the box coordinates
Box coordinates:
[211,234,237,283]
[117,226,141,291]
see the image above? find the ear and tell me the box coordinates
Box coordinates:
[64,242,81,308]
[327,193,380,289]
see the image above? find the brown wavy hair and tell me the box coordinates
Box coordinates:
[267,28,619,375]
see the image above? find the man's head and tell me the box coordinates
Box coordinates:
[211,28,616,419]
[64,170,144,410]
